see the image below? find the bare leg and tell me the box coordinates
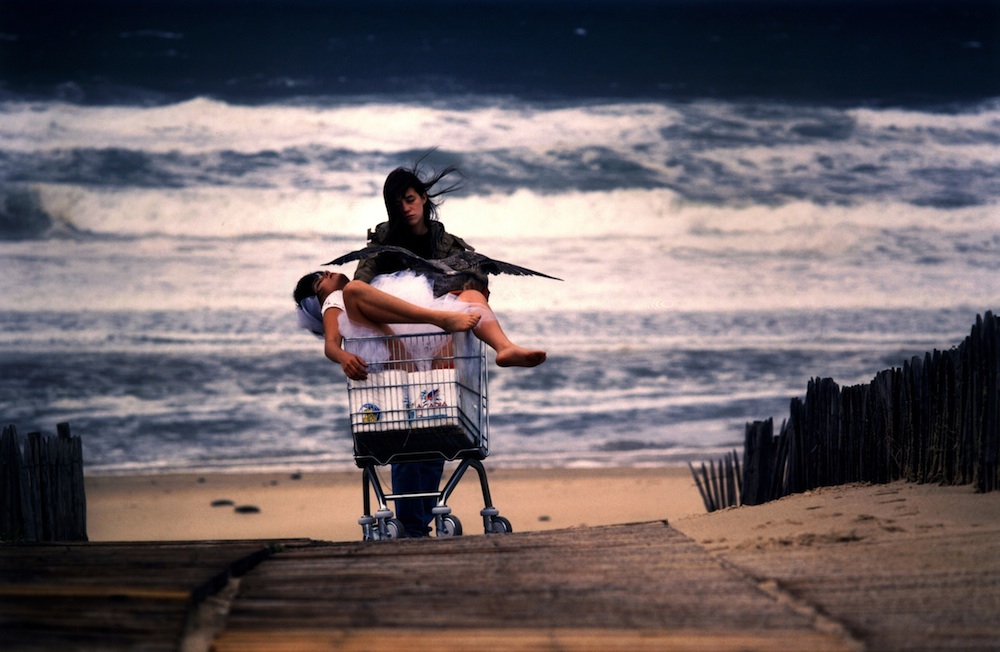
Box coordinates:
[456,290,546,367]
[343,281,481,333]
[320,273,393,336]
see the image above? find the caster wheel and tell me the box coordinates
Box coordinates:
[359,515,376,541]
[489,515,513,534]
[437,514,463,537]
[383,518,406,540]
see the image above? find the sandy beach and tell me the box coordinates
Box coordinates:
[86,464,1000,546]
[85,465,707,543]
[676,477,1000,549]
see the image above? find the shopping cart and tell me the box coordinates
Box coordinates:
[343,330,512,540]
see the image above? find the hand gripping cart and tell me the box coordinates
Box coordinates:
[343,331,512,540]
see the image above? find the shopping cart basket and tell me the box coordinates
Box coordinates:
[343,330,512,540]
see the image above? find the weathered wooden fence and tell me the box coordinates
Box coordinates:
[688,450,742,512]
[736,311,999,506]
[1,422,88,542]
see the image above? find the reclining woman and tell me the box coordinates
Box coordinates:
[293,269,482,379]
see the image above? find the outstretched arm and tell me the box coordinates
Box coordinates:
[323,307,369,380]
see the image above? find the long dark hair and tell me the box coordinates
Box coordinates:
[382,152,463,238]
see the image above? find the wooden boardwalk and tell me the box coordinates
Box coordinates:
[16,513,1000,650]
[219,521,853,651]
[7,500,1000,650]
[17,522,1000,652]
[0,521,871,651]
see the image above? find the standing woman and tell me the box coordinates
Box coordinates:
[354,160,545,537]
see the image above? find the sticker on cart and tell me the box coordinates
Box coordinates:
[349,370,409,432]
[418,388,446,408]
[409,388,451,420]
[408,370,459,427]
[360,403,381,423]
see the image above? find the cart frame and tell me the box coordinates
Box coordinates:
[343,330,511,540]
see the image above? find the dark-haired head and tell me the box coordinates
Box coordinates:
[382,153,463,235]
[293,271,322,306]
[293,271,324,336]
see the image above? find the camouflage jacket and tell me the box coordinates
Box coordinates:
[352,220,475,283]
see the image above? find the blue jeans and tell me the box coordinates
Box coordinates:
[391,460,445,537]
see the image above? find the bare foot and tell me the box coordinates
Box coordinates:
[496,345,546,367]
[435,310,481,333]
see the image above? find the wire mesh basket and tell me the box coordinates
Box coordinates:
[344,330,488,466]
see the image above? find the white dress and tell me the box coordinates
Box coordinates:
[331,270,483,369]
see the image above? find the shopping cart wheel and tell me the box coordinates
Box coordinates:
[489,515,513,534]
[437,514,463,537]
[383,518,406,540]
[359,515,376,541]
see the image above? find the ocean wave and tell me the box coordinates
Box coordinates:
[4,98,998,216]
[2,305,989,474]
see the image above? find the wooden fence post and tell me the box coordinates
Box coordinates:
[22,432,44,541]
[0,423,87,542]
[973,312,999,492]
[732,311,999,508]
[741,419,774,506]
[689,450,743,513]
[1,425,26,540]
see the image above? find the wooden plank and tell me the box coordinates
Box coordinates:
[688,462,712,512]
[0,426,24,540]
[698,461,716,512]
[723,452,737,509]
[0,584,192,600]
[214,627,849,652]
[742,419,773,505]
[707,458,722,510]
[22,432,43,541]
[0,540,294,651]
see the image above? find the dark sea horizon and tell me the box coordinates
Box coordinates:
[3,0,999,108]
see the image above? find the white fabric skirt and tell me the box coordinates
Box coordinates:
[338,271,483,367]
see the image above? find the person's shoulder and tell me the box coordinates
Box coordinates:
[433,221,475,252]
[366,222,391,243]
